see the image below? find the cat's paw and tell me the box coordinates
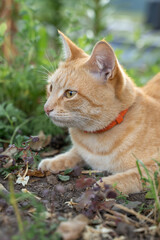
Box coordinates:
[38,158,65,173]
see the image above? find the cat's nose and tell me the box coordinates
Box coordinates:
[44,105,54,116]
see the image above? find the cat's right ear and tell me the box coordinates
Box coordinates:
[85,40,116,82]
[58,30,87,61]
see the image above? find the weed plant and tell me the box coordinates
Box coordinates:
[136,159,160,222]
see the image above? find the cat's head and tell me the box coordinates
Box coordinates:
[44,31,136,132]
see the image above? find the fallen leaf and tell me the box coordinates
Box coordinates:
[1,145,18,159]
[16,175,30,186]
[57,214,89,240]
[76,176,96,189]
[64,168,73,175]
[58,174,70,182]
[25,169,45,177]
[30,131,51,151]
[83,225,114,240]
[19,169,52,177]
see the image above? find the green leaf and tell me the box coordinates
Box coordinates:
[0,22,7,36]
[58,174,70,182]
[145,191,154,199]
[64,168,73,175]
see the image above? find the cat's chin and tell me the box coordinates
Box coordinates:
[50,118,74,128]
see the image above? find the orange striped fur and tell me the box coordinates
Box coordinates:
[38,31,160,194]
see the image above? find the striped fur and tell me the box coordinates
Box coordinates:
[38,32,160,194]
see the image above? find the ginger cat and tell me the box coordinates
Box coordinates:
[38,30,160,194]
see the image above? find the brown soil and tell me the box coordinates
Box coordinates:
[0,135,159,240]
[0,171,158,240]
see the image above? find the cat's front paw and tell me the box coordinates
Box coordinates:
[38,158,65,173]
[38,158,51,172]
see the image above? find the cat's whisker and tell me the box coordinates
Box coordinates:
[45,51,55,71]
[37,70,49,76]
[40,65,51,75]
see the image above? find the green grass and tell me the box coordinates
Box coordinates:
[136,159,160,221]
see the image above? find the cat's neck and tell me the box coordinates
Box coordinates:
[84,108,129,134]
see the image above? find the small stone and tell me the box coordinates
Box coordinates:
[66,183,74,191]
[46,175,57,185]
[5,206,14,215]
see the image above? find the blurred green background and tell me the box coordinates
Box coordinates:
[0,0,160,144]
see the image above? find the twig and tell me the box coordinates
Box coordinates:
[105,209,139,227]
[81,170,103,174]
[114,203,156,224]
[23,162,28,178]
[134,225,157,233]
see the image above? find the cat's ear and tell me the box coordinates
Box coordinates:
[58,30,87,60]
[85,40,116,81]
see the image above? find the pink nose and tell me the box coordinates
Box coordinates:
[44,106,54,115]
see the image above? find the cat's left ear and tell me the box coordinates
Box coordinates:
[85,40,116,81]
[58,30,87,60]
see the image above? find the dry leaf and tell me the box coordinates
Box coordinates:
[57,214,89,240]
[30,131,51,151]
[22,169,51,177]
[25,169,45,177]
[1,146,18,159]
[83,225,113,240]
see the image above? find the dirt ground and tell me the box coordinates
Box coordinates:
[0,173,158,240]
[0,134,159,240]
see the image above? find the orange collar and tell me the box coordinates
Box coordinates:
[85,109,128,134]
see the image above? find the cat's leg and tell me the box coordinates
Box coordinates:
[38,147,82,173]
[97,164,156,194]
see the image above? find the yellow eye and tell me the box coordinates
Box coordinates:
[64,90,77,99]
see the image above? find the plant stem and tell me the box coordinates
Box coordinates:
[10,117,32,145]
[9,175,25,238]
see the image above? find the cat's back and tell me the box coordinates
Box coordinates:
[142,73,160,101]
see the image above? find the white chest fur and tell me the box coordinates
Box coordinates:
[70,129,122,173]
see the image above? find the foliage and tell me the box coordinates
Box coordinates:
[0,102,27,141]
[75,180,117,219]
[0,136,41,180]
[0,0,63,141]
[136,159,160,222]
